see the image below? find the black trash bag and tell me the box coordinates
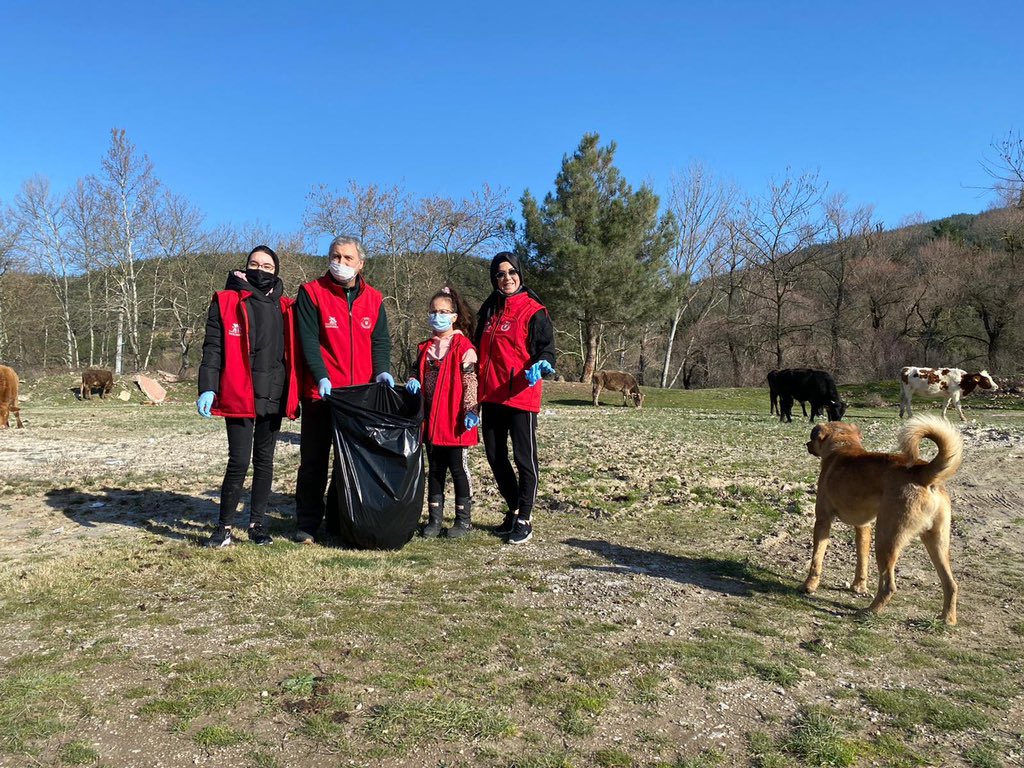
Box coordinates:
[324,382,423,550]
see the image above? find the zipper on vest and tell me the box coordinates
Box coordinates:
[348,302,354,386]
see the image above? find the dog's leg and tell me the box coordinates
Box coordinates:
[867,521,917,615]
[801,509,832,594]
[920,512,958,625]
[851,525,871,595]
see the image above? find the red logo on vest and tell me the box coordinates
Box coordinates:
[360,317,372,329]
[228,322,241,337]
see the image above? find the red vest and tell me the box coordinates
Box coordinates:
[299,275,383,400]
[211,291,298,419]
[418,332,479,447]
[478,291,546,413]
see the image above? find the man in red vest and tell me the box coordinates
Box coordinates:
[293,235,393,543]
[475,251,556,545]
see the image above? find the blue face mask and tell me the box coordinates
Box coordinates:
[428,312,454,332]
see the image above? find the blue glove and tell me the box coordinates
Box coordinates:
[525,360,555,386]
[318,378,332,398]
[464,411,480,429]
[376,372,395,387]
[406,378,421,395]
[196,391,214,418]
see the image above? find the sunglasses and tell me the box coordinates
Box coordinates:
[495,268,519,279]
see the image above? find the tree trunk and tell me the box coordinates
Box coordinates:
[661,308,681,388]
[581,320,600,383]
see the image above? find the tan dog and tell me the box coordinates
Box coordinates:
[802,415,963,624]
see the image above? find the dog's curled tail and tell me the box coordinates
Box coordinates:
[899,414,964,485]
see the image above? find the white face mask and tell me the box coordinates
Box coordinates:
[329,262,357,282]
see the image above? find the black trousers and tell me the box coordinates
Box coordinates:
[218,413,281,528]
[481,403,539,519]
[427,444,471,500]
[294,399,339,536]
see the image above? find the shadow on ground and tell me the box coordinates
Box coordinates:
[44,487,296,544]
[563,537,792,597]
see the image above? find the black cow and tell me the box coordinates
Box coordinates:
[767,370,808,418]
[771,368,847,423]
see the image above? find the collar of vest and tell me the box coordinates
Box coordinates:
[318,273,364,298]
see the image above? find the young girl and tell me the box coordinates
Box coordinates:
[406,286,480,538]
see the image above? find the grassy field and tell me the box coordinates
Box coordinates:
[1,376,1023,767]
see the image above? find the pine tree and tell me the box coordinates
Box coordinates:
[521,134,676,382]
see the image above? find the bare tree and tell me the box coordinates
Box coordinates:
[14,176,80,368]
[982,129,1024,208]
[152,190,212,373]
[0,200,24,360]
[92,129,160,373]
[66,179,107,367]
[737,170,828,368]
[815,194,877,373]
[661,162,735,387]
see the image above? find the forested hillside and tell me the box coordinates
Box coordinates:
[1,130,1021,386]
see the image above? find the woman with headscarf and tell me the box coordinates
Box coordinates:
[197,245,297,548]
[475,251,556,545]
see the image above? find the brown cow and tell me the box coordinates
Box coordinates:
[592,370,644,408]
[0,364,24,428]
[82,368,114,399]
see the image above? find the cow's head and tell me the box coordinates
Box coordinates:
[827,399,848,422]
[631,389,645,409]
[976,370,998,391]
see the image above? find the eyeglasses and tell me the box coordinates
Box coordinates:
[495,268,519,279]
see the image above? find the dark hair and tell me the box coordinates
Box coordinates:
[247,245,280,275]
[430,285,475,338]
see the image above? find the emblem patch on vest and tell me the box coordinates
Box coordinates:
[325,316,338,329]
[360,317,372,329]
[499,321,511,332]
[228,322,241,337]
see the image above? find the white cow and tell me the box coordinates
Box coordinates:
[899,366,998,421]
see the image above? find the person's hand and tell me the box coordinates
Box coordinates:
[405,378,421,395]
[376,372,395,387]
[318,378,332,398]
[464,411,480,429]
[525,360,555,386]
[196,391,214,418]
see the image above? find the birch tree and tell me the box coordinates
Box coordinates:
[15,176,80,368]
[661,162,734,387]
[92,129,159,373]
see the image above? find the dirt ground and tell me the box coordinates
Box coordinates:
[1,403,1023,767]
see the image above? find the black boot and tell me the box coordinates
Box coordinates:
[446,497,472,539]
[422,495,444,538]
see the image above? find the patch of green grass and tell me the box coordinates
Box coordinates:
[246,750,282,768]
[509,751,576,768]
[363,697,515,750]
[753,661,801,687]
[193,725,248,748]
[747,730,794,768]
[782,708,859,767]
[862,687,989,731]
[964,743,1003,768]
[864,733,929,766]
[666,749,725,768]
[593,746,633,767]
[0,669,79,754]
[57,740,100,765]
[139,684,245,726]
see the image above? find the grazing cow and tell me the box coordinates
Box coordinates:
[899,366,998,421]
[592,370,644,408]
[767,369,807,418]
[0,364,24,429]
[772,367,847,423]
[81,368,114,399]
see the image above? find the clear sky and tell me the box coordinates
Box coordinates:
[1,0,1021,242]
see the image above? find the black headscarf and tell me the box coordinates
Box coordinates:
[475,252,544,345]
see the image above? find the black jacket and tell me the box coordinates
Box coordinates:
[199,272,287,417]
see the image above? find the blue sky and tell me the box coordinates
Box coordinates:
[1,1,1021,242]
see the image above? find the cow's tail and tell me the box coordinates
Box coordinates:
[899,414,963,486]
